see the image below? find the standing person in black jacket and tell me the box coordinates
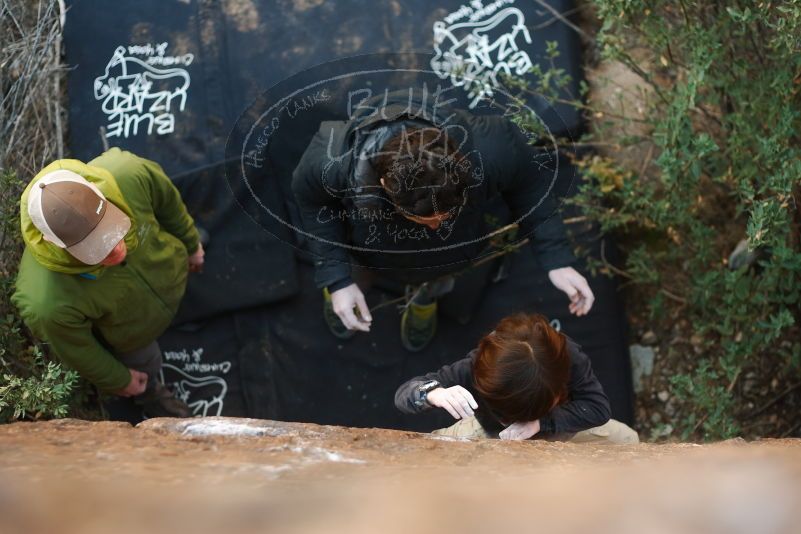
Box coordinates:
[292,87,594,351]
[395,313,638,443]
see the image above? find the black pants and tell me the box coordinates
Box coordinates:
[351,250,500,324]
[115,341,162,394]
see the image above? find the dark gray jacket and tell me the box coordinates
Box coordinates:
[394,339,611,436]
[291,88,576,291]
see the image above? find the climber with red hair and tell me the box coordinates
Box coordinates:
[395,313,638,443]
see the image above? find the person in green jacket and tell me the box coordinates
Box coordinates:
[12,148,205,418]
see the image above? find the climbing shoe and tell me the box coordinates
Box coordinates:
[400,299,438,352]
[323,287,356,340]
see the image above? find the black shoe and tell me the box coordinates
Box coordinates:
[323,287,356,340]
[135,383,192,418]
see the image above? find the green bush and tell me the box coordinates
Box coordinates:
[0,169,79,423]
[516,1,801,440]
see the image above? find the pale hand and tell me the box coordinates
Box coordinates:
[499,420,541,441]
[331,283,372,332]
[548,267,595,316]
[115,368,148,397]
[426,385,479,420]
[188,243,205,273]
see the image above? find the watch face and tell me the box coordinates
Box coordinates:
[414,381,440,408]
[418,381,441,402]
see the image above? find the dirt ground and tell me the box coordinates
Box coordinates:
[1,417,801,534]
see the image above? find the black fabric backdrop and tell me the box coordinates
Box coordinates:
[63,0,634,429]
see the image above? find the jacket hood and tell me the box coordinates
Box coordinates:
[346,87,474,163]
[347,87,467,136]
[320,88,478,206]
[20,158,139,275]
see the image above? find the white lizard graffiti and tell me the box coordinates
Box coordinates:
[431,2,533,108]
[94,44,192,138]
[160,346,230,417]
[160,363,228,417]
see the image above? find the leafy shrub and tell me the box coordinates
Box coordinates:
[509,1,801,440]
[557,1,800,440]
[0,169,79,423]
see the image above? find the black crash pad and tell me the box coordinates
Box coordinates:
[63,0,634,428]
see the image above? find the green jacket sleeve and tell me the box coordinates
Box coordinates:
[21,304,131,393]
[141,157,200,254]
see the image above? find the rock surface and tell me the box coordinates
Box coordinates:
[1,417,801,534]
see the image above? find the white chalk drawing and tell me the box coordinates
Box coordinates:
[431,0,533,108]
[94,43,192,138]
[161,347,230,417]
[550,318,561,331]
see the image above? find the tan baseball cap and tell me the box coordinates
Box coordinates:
[27,169,131,265]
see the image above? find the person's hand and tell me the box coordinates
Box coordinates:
[548,267,594,316]
[426,386,478,420]
[331,283,372,332]
[188,243,205,273]
[115,368,148,397]
[499,420,541,441]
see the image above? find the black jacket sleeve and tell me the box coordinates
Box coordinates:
[291,131,353,290]
[394,351,475,414]
[539,340,611,435]
[497,120,576,271]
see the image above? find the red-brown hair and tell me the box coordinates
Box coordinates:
[472,313,570,424]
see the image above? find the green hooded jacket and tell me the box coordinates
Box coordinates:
[11,148,200,393]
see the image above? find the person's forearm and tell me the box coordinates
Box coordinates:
[531,228,575,271]
[49,337,131,393]
[394,355,475,415]
[540,342,611,434]
[21,308,132,393]
[293,201,352,289]
[540,371,611,434]
[326,276,354,293]
[499,121,576,271]
[394,379,430,414]
[539,397,611,434]
[143,158,200,253]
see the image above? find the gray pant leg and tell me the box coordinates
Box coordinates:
[115,341,163,392]
[410,276,456,305]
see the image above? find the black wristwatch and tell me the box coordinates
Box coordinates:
[414,380,441,409]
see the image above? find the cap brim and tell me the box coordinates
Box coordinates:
[66,201,131,265]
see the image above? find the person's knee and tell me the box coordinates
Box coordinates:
[433,416,489,439]
[603,419,640,444]
[571,419,640,444]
